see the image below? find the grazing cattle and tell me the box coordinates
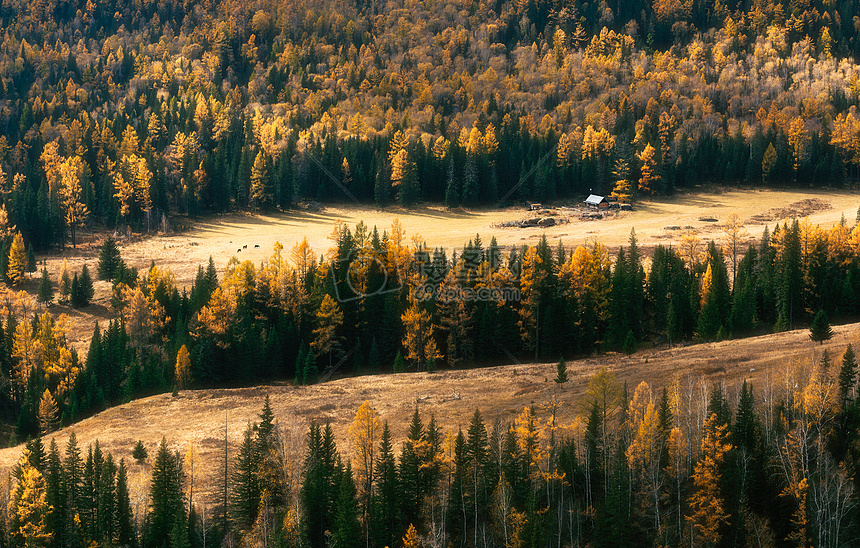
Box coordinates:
[254,244,260,248]
[243,244,247,249]
[237,248,241,252]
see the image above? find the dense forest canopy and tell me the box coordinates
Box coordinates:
[4,0,860,545]
[0,0,857,249]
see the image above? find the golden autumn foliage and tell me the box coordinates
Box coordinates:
[175,344,192,390]
[687,414,732,545]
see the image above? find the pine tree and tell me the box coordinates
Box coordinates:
[59,259,72,303]
[26,244,36,277]
[809,309,833,344]
[623,330,637,355]
[839,344,857,408]
[444,157,459,208]
[230,423,259,529]
[554,357,568,384]
[7,231,27,285]
[98,236,122,281]
[80,264,94,303]
[146,437,185,548]
[133,440,148,463]
[373,421,399,548]
[332,463,362,548]
[37,267,53,307]
[393,350,405,373]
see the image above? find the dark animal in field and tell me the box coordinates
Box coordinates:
[237,248,241,252]
[254,244,260,248]
[243,244,247,249]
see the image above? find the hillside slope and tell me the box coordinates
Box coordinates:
[3,319,856,505]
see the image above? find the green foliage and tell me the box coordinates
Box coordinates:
[146,437,185,548]
[393,351,405,373]
[133,440,148,463]
[554,357,568,384]
[623,330,637,356]
[98,236,123,281]
[810,309,833,344]
[36,267,53,306]
[840,344,857,409]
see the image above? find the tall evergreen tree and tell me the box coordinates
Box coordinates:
[230,423,260,529]
[98,236,122,281]
[146,437,185,548]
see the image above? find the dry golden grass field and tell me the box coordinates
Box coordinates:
[3,187,859,507]
[34,187,860,351]
[0,319,857,508]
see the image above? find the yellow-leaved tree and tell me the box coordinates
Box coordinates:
[401,298,441,370]
[311,294,344,367]
[175,344,192,390]
[7,232,27,285]
[687,414,732,545]
[8,449,52,548]
[349,400,383,534]
[37,389,59,435]
[518,246,546,352]
[637,143,659,195]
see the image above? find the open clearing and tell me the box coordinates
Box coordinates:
[3,187,856,502]
[36,187,860,351]
[1,319,858,507]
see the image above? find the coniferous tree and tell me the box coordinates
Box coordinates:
[839,344,857,408]
[809,309,833,344]
[133,441,148,463]
[373,421,399,548]
[7,232,27,285]
[332,463,362,548]
[36,267,53,307]
[98,236,122,281]
[8,449,52,548]
[554,357,568,384]
[230,423,260,529]
[26,243,36,278]
[302,422,339,548]
[146,437,185,548]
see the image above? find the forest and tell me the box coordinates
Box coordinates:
[0,0,858,250]
[0,209,858,437]
[3,0,860,544]
[5,360,860,548]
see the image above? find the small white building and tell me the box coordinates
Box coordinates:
[585,194,608,209]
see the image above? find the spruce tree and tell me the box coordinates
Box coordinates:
[809,309,833,344]
[332,463,362,548]
[133,440,148,463]
[393,350,405,373]
[37,267,53,307]
[26,243,36,277]
[839,344,857,409]
[146,437,185,548]
[98,236,122,281]
[230,423,259,528]
[444,156,459,208]
[80,264,94,304]
[373,421,399,548]
[554,357,568,384]
[71,272,81,307]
